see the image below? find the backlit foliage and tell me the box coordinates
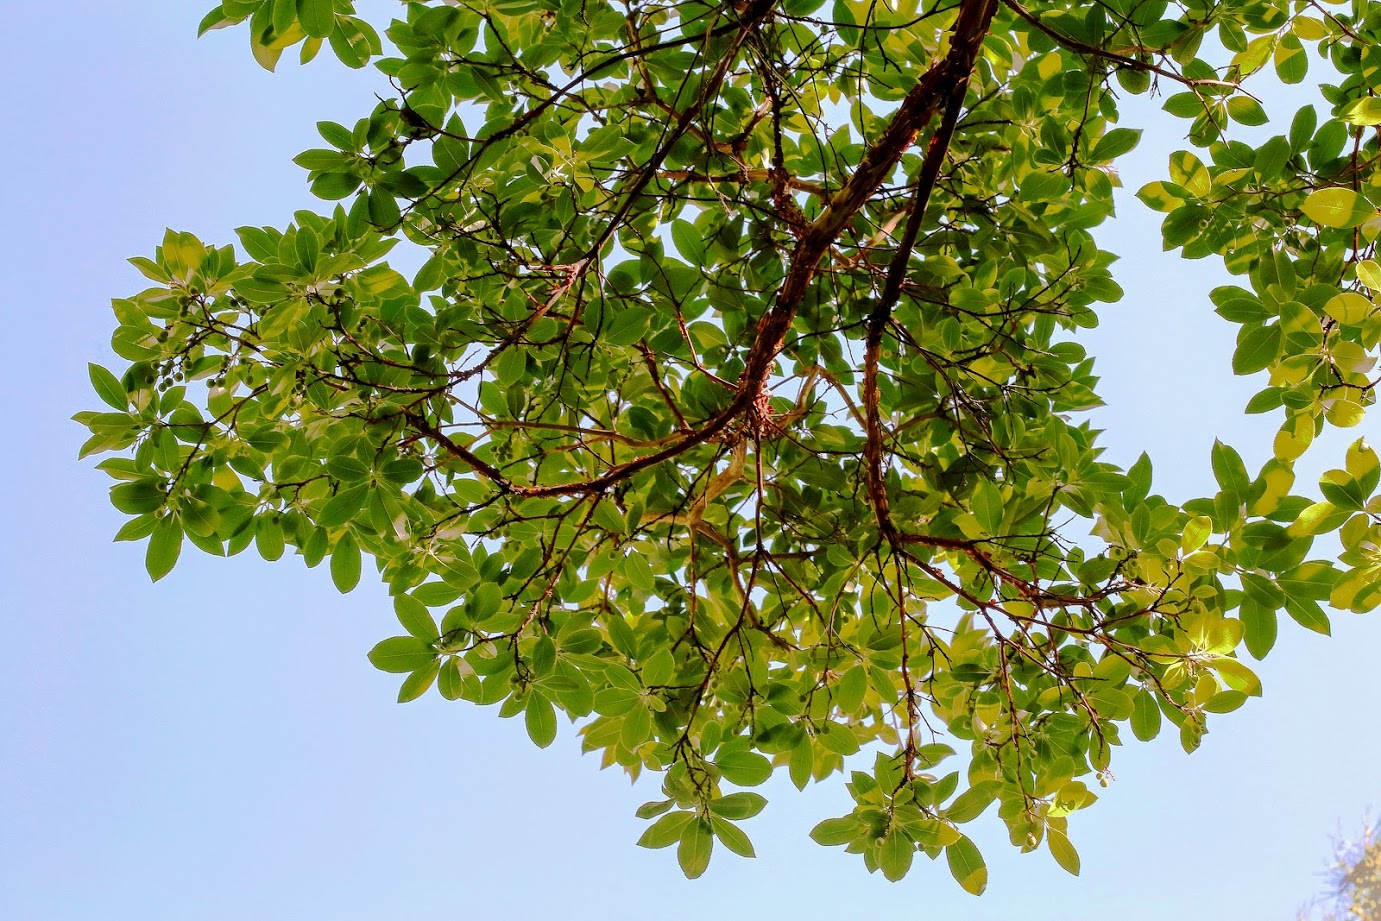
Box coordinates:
[79,0,1381,887]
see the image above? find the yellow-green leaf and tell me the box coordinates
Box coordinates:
[877,830,914,882]
[146,515,183,582]
[944,781,998,824]
[716,750,772,786]
[1048,828,1081,876]
[1169,150,1210,197]
[946,835,988,895]
[297,0,336,39]
[810,816,863,846]
[367,636,436,674]
[1301,188,1374,228]
[1326,292,1373,325]
[709,792,767,820]
[397,660,439,703]
[89,363,127,410]
[1181,515,1213,553]
[394,594,439,641]
[330,530,361,592]
[711,817,756,859]
[1274,33,1308,84]
[678,817,714,879]
[1130,688,1162,741]
[637,811,693,849]
[525,693,557,748]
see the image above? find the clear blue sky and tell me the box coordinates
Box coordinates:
[1,3,1376,918]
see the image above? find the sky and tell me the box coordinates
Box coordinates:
[1,3,1377,919]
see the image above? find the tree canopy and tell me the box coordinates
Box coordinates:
[78,0,1381,889]
[1302,819,1381,920]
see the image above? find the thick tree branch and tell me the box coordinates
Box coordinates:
[733,0,1000,424]
[863,19,981,545]
[416,0,1000,501]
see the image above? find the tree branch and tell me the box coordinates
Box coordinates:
[414,0,1001,501]
[1004,0,1247,94]
[862,42,976,544]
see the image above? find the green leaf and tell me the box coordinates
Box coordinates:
[111,480,166,515]
[271,0,297,37]
[436,659,464,700]
[716,750,772,786]
[255,516,286,561]
[1232,34,1273,75]
[877,830,914,882]
[946,835,988,895]
[709,792,767,820]
[944,781,998,824]
[1210,657,1263,695]
[1341,97,1381,126]
[1090,128,1141,162]
[623,552,655,592]
[710,816,756,858]
[592,500,627,536]
[1273,33,1307,84]
[1301,188,1374,228]
[413,581,463,608]
[367,636,436,674]
[1047,828,1081,876]
[972,481,1002,533]
[1325,292,1372,325]
[394,594,439,641]
[146,515,183,582]
[1284,597,1331,636]
[397,660,440,702]
[677,817,714,879]
[89,363,127,410]
[250,35,285,71]
[1181,515,1213,553]
[1168,150,1210,197]
[330,530,361,592]
[1326,398,1366,428]
[640,648,674,686]
[1203,690,1248,714]
[914,742,956,768]
[1346,439,1380,495]
[1136,181,1188,212]
[525,693,558,748]
[319,485,368,528]
[1242,603,1278,660]
[671,219,706,265]
[1227,97,1268,126]
[637,811,693,849]
[493,347,526,387]
[814,722,859,755]
[198,7,231,35]
[620,702,651,749]
[1130,688,1162,741]
[296,0,335,38]
[1232,324,1281,375]
[1319,470,1367,511]
[635,799,674,820]
[311,172,362,200]
[366,189,401,227]
[810,816,862,846]
[606,306,651,347]
[1211,440,1251,497]
[1289,500,1344,537]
